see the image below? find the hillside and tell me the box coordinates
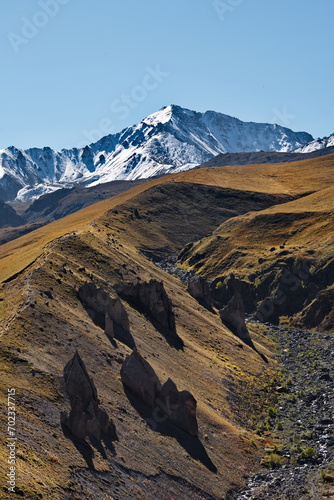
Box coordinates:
[0,200,24,228]
[0,154,333,499]
[177,186,334,332]
[197,145,334,169]
[0,190,280,499]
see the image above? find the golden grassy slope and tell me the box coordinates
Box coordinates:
[1,153,333,498]
[0,219,278,499]
[0,153,333,285]
[177,182,334,331]
[178,185,334,279]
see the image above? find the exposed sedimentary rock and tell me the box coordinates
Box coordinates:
[219,290,254,347]
[116,279,176,333]
[121,349,198,435]
[116,279,183,348]
[78,282,133,346]
[213,274,255,313]
[61,351,116,442]
[298,288,334,332]
[156,378,198,437]
[120,348,161,408]
[187,276,212,310]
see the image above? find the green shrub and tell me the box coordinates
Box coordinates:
[254,278,262,288]
[300,447,316,459]
[268,407,277,418]
[321,470,334,483]
[261,453,282,469]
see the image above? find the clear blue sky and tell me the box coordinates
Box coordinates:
[0,0,333,150]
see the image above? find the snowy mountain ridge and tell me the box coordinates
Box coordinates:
[293,133,334,153]
[0,105,315,202]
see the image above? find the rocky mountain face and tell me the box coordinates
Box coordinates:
[0,105,314,202]
[293,133,334,153]
[196,145,334,170]
[0,199,24,227]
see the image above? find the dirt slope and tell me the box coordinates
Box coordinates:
[0,154,333,499]
[1,153,333,285]
[178,187,334,331]
[0,212,277,499]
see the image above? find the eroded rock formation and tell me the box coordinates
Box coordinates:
[116,279,183,348]
[121,349,198,436]
[78,282,134,347]
[61,351,117,442]
[187,276,212,311]
[116,279,176,333]
[156,378,198,436]
[120,348,161,408]
[219,290,254,348]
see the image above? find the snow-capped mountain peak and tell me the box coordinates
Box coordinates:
[0,105,315,202]
[293,133,334,153]
[143,105,175,126]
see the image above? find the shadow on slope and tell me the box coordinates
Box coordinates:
[61,423,117,470]
[102,181,296,261]
[124,387,217,473]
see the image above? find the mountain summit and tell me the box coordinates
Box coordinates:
[0,105,313,201]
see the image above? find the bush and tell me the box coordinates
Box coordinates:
[268,407,277,418]
[300,447,316,459]
[261,453,282,469]
[321,470,334,483]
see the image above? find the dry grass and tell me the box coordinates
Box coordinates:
[178,187,334,280]
[0,219,277,499]
[0,153,333,498]
[0,153,333,285]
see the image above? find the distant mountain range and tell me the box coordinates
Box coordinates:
[293,133,334,153]
[0,104,323,202]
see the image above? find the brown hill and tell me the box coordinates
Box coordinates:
[1,153,333,285]
[177,186,334,331]
[0,204,277,499]
[0,153,333,499]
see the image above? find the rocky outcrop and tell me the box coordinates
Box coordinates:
[219,290,254,348]
[78,283,134,347]
[61,352,117,442]
[213,275,256,314]
[120,348,161,408]
[187,277,212,311]
[116,279,183,348]
[297,288,334,332]
[116,279,175,332]
[156,378,198,436]
[121,350,198,436]
[0,200,24,228]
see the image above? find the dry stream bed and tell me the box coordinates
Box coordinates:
[230,325,334,500]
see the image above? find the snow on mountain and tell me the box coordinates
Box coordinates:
[293,134,334,153]
[0,105,314,202]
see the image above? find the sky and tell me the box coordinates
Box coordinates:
[0,0,333,150]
